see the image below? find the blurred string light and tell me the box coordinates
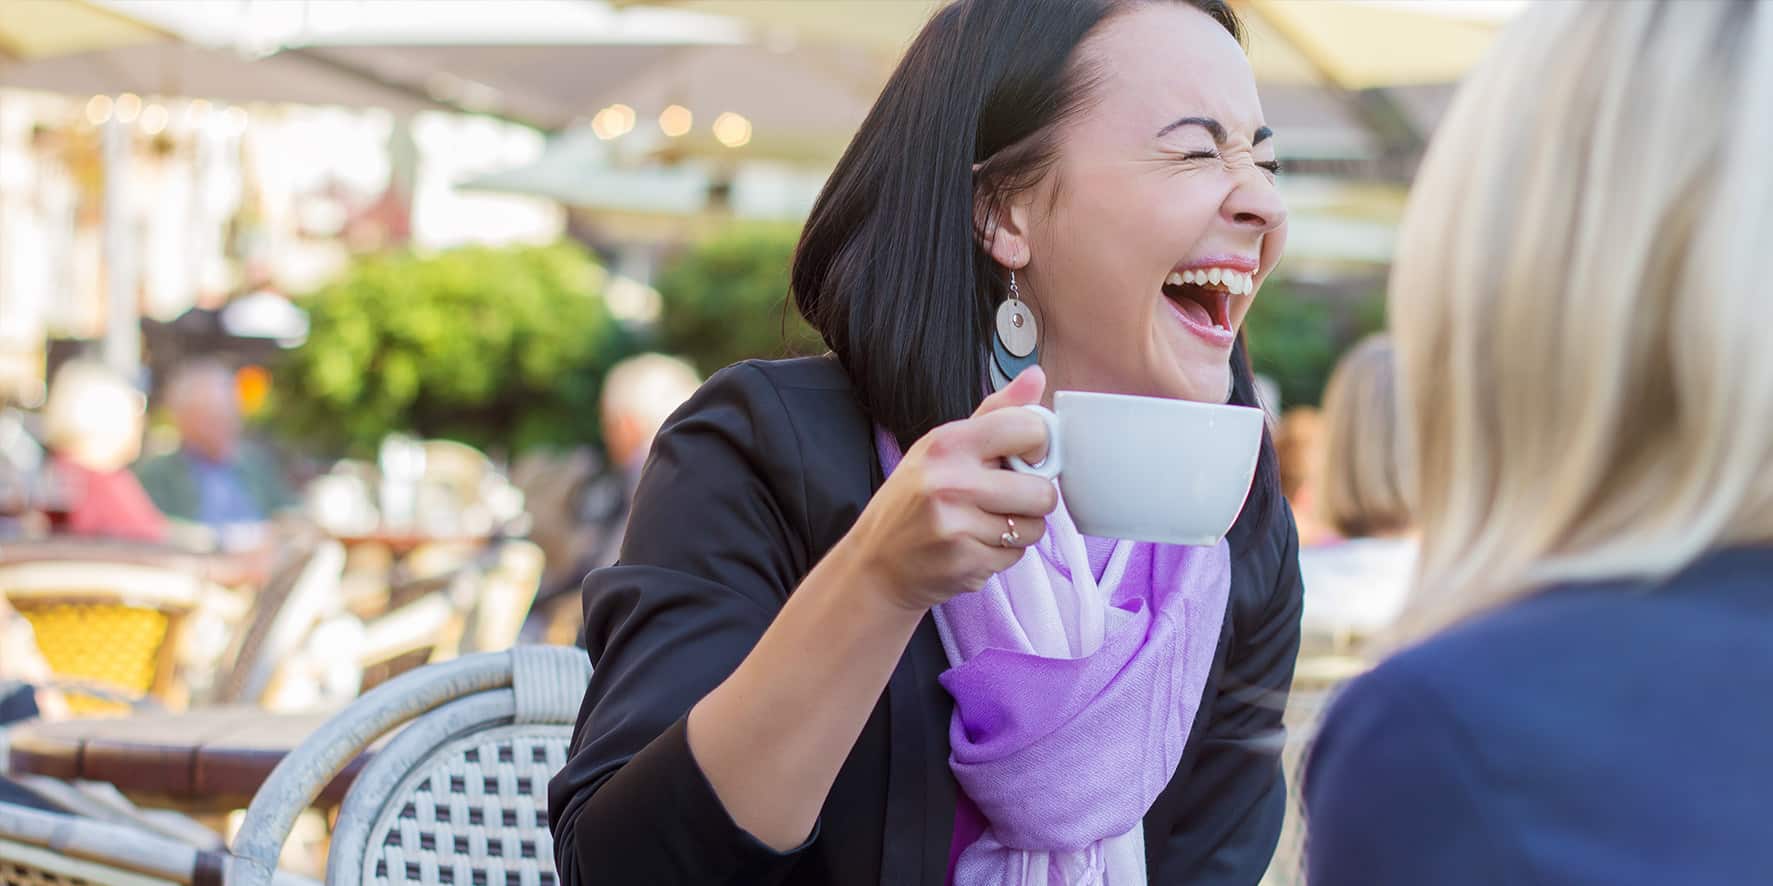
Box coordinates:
[712,112,752,149]
[140,104,170,136]
[591,104,636,140]
[185,99,212,126]
[659,104,693,138]
[85,95,114,125]
[115,93,143,124]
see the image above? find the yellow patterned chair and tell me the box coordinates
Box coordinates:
[0,560,215,713]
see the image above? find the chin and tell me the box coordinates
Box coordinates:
[1162,349,1235,404]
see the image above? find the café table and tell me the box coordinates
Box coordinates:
[5,706,378,814]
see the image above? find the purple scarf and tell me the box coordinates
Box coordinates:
[877,428,1232,886]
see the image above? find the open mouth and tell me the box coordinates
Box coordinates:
[1161,264,1252,339]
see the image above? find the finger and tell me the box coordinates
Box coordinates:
[952,406,1052,465]
[966,471,1058,518]
[971,364,1046,418]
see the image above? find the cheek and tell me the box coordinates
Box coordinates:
[1042,174,1219,303]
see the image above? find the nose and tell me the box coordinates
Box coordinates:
[1221,171,1287,234]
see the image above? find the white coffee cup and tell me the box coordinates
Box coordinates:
[1008,391,1265,546]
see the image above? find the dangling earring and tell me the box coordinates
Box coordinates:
[990,269,1039,391]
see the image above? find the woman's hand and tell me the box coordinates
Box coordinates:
[840,367,1060,611]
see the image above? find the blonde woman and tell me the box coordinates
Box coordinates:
[41,360,166,542]
[1305,2,1773,883]
[1297,335,1412,652]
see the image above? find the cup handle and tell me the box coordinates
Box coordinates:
[1006,405,1062,480]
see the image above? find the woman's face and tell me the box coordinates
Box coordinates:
[1004,3,1287,404]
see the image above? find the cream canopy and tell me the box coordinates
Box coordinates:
[611,0,1518,90]
[0,0,166,61]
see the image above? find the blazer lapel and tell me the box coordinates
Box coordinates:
[881,614,957,886]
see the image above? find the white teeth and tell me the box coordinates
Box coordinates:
[1174,267,1255,294]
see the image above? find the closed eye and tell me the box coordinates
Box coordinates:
[1257,160,1282,174]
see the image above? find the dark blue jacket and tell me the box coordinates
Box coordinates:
[1305,546,1773,885]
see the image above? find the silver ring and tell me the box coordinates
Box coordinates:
[999,516,1020,548]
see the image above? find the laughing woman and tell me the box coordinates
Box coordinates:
[1304,2,1773,884]
[548,1,1301,883]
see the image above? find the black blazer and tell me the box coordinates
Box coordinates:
[548,356,1303,885]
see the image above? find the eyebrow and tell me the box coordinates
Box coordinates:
[1154,116,1275,146]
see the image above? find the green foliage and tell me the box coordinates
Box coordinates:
[273,242,634,457]
[1243,278,1387,409]
[652,224,823,375]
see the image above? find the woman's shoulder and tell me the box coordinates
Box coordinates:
[1359,545,1773,692]
[664,356,868,472]
[1315,545,1773,781]
[641,355,877,558]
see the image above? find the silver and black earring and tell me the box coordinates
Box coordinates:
[990,269,1039,391]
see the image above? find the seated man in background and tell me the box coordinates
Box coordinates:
[136,360,293,551]
[519,353,701,645]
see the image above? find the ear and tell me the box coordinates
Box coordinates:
[973,172,1032,271]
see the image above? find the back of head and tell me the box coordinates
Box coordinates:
[1275,407,1322,503]
[600,354,702,462]
[163,359,241,462]
[43,361,145,471]
[1315,335,1407,540]
[1390,0,1773,634]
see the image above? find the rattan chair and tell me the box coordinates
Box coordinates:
[228,646,591,886]
[0,801,317,886]
[211,539,347,706]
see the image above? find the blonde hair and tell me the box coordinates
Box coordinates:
[43,360,146,469]
[1315,335,1408,539]
[1389,0,1773,639]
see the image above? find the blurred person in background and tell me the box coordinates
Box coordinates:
[135,359,293,550]
[521,353,702,645]
[1275,405,1335,546]
[550,1,1300,883]
[41,360,166,542]
[1306,3,1773,883]
[1296,335,1412,653]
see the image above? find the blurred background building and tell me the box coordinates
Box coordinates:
[0,0,1521,425]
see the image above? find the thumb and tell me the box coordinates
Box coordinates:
[973,365,1046,417]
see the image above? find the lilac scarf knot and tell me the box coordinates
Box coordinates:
[876,429,1233,886]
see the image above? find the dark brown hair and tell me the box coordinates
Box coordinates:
[790,0,1281,534]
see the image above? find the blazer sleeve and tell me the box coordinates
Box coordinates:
[1154,507,1304,884]
[547,362,820,885]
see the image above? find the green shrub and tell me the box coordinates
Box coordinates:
[273,242,635,457]
[1243,279,1387,409]
[652,224,823,375]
